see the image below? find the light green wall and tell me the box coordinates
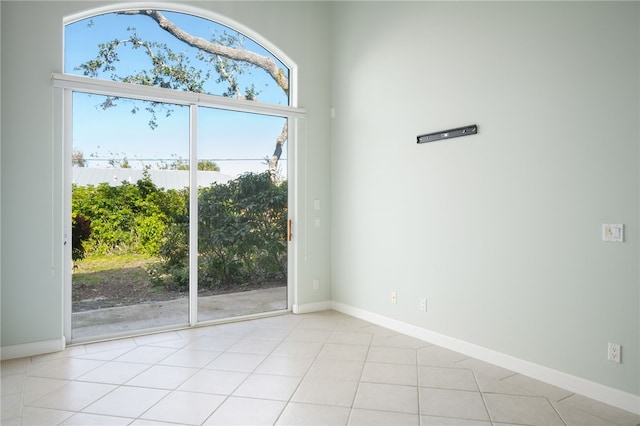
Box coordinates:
[1,0,638,399]
[0,1,332,346]
[330,1,639,395]
[2,1,66,346]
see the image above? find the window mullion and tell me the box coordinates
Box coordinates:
[188,104,198,326]
[51,73,305,119]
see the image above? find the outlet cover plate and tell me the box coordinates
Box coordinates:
[603,224,624,242]
[608,342,621,363]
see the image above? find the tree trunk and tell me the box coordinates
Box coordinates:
[269,122,288,182]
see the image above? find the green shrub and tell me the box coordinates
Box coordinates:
[152,172,287,291]
[73,170,286,292]
[71,214,92,264]
[72,171,186,256]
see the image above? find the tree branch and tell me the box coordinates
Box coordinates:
[120,10,289,94]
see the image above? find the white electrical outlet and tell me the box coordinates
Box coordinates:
[420,298,427,312]
[608,342,621,363]
[391,291,397,304]
[313,280,319,290]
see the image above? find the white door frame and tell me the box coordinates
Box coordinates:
[55,74,305,344]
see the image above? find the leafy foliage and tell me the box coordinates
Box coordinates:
[72,171,186,256]
[73,171,287,291]
[149,172,287,291]
[159,159,220,171]
[72,150,88,167]
[71,214,93,264]
[74,17,268,129]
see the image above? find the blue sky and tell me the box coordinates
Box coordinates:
[66,10,289,178]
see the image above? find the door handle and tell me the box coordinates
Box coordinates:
[287,219,292,242]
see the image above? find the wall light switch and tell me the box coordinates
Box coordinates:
[602,224,624,242]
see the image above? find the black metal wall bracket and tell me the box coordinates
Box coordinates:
[417,124,478,144]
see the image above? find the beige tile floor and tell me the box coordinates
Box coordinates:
[2,310,639,426]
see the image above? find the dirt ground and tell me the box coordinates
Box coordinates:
[72,264,285,312]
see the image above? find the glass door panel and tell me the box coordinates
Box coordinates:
[197,107,288,322]
[71,91,190,341]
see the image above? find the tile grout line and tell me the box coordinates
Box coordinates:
[415,343,422,421]
[21,346,117,420]
[548,397,570,426]
[498,371,569,426]
[91,336,186,423]
[345,322,375,425]
[193,319,302,426]
[79,326,231,424]
[268,315,335,425]
[472,369,495,425]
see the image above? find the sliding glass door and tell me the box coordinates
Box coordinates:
[70,92,191,341]
[196,108,288,322]
[63,6,300,343]
[65,86,294,343]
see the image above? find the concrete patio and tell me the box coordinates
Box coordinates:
[71,286,287,342]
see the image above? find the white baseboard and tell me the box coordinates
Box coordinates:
[1,337,66,360]
[331,301,640,415]
[292,301,332,314]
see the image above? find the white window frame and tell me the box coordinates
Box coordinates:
[54,75,305,343]
[59,4,304,343]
